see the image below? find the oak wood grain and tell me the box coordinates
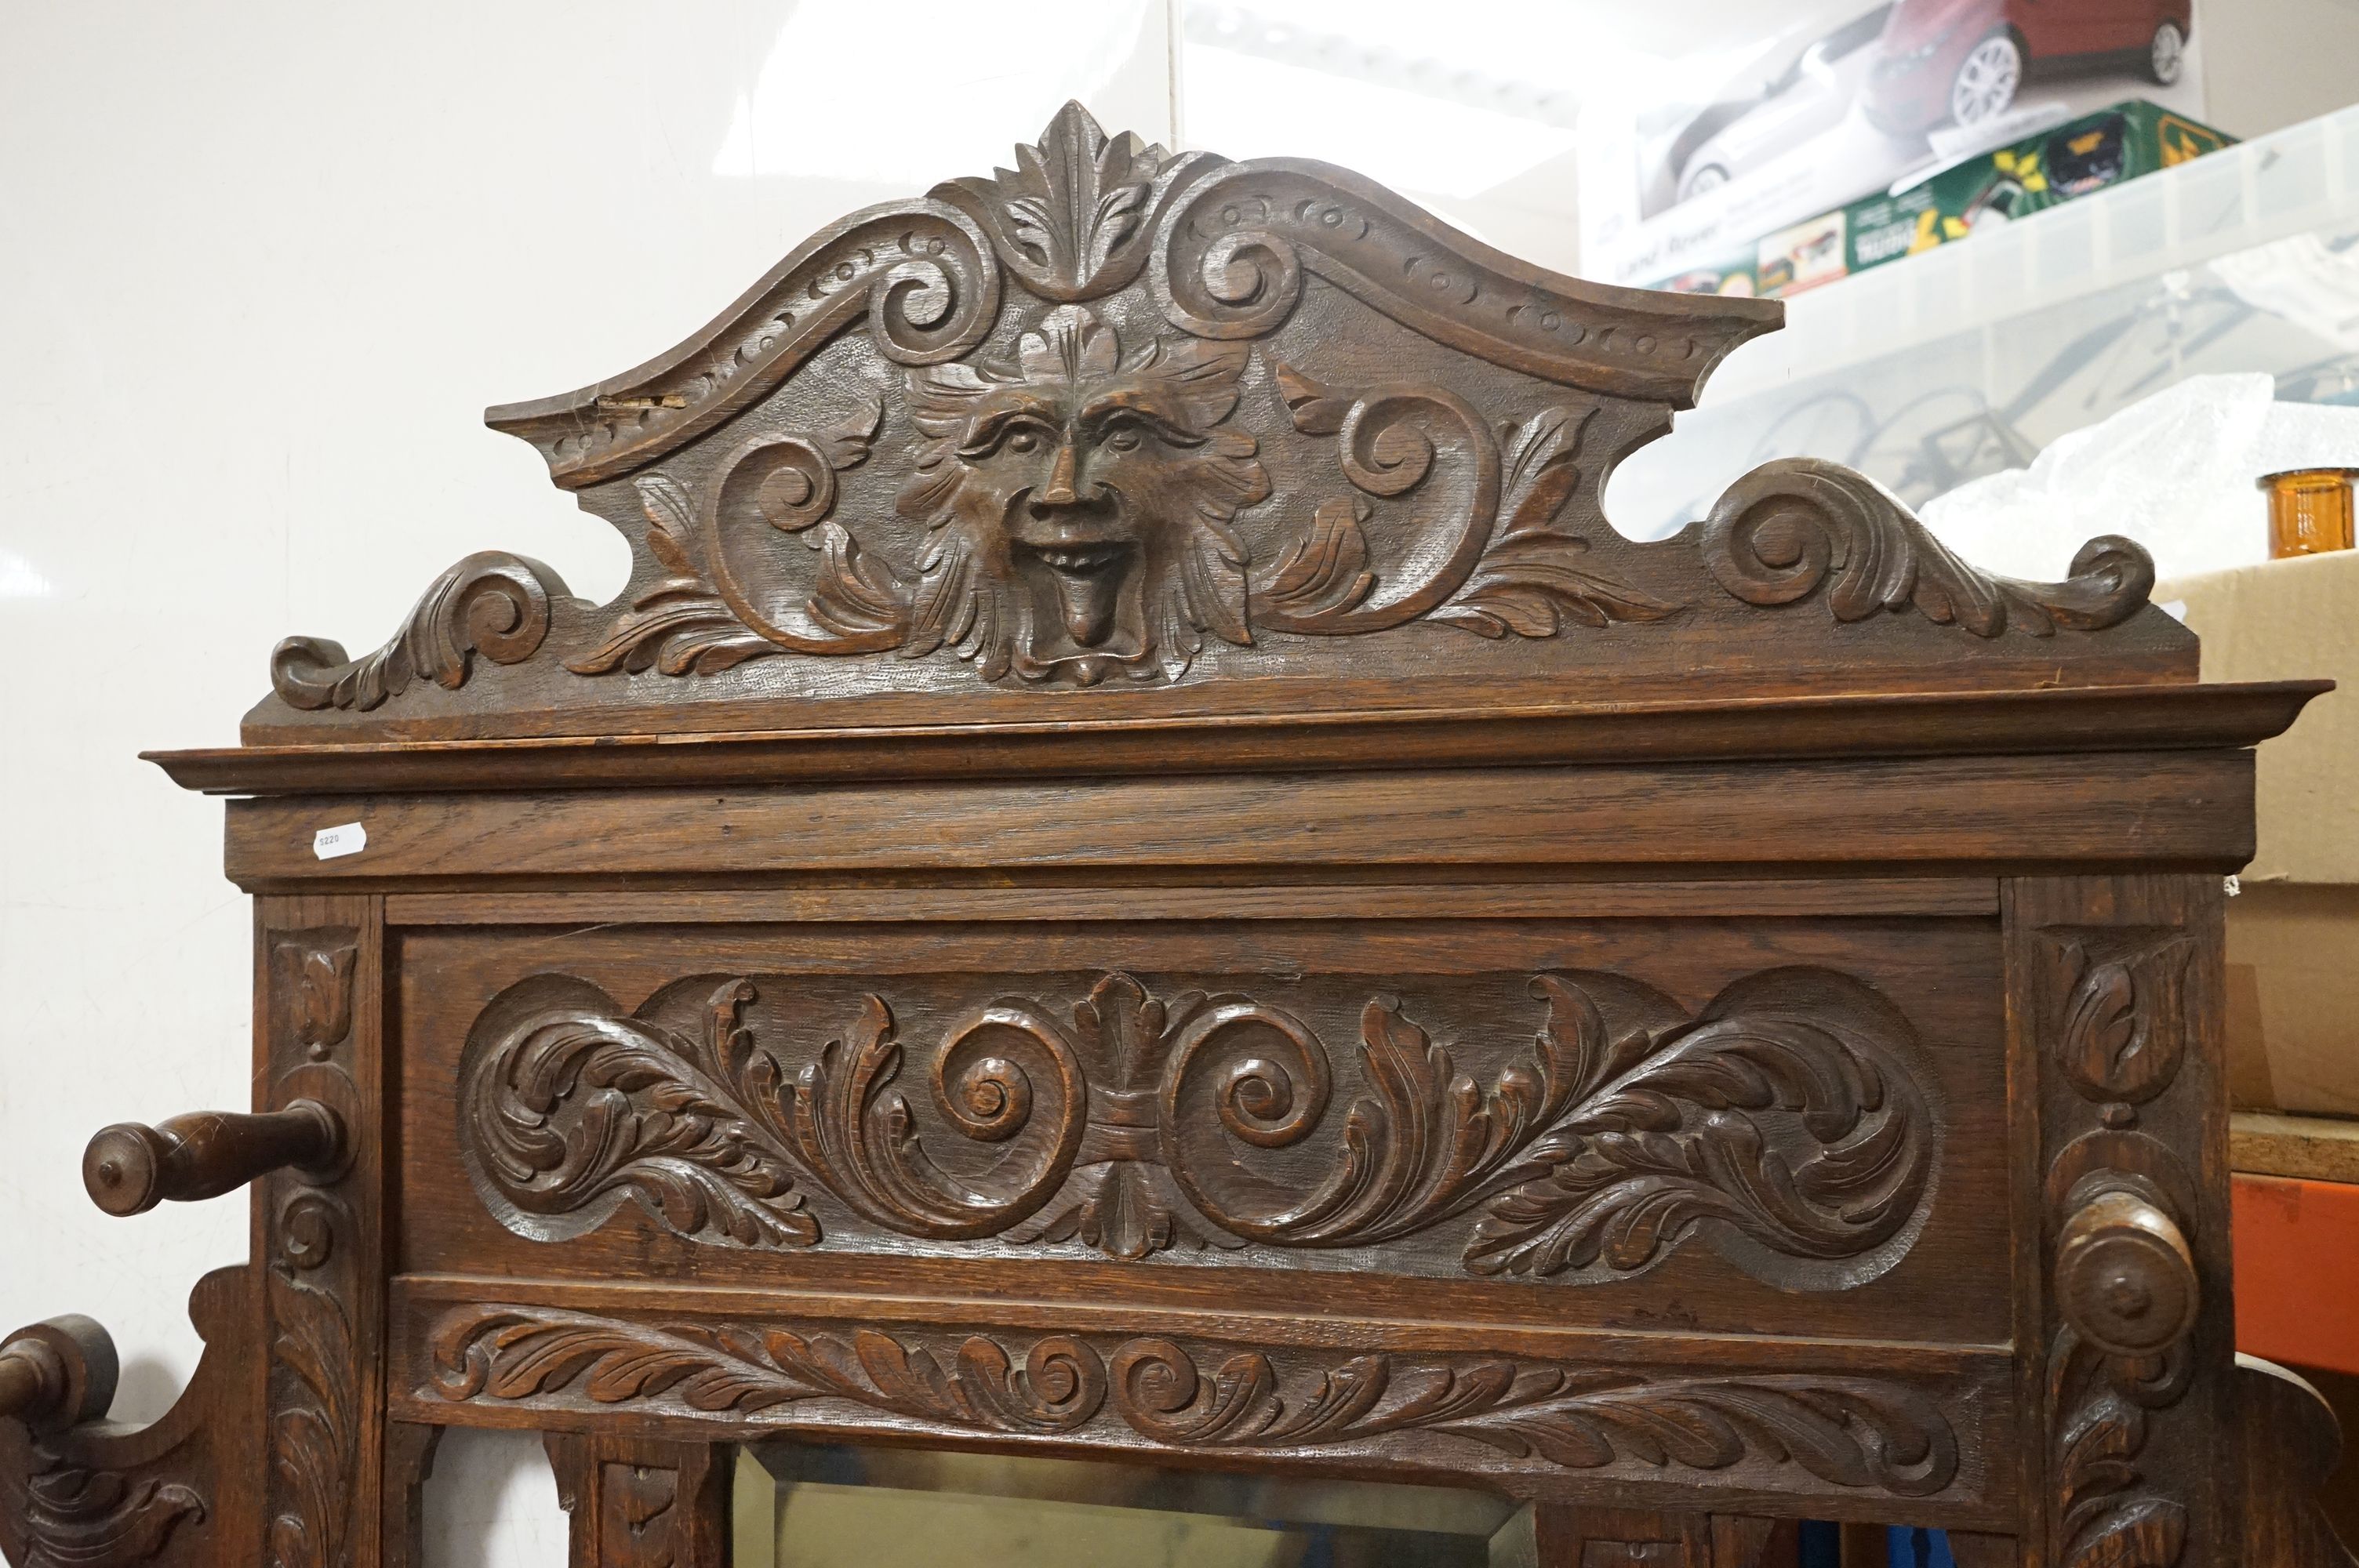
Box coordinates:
[221,751,2257,891]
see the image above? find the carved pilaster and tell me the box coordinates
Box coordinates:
[259,906,378,1568]
[2012,877,2228,1567]
[543,1435,730,1568]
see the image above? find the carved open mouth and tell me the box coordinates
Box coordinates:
[1029,543,1127,574]
[1016,537,1133,648]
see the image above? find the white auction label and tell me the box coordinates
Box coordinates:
[312,822,367,860]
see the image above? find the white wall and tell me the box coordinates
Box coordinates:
[0,5,1172,1563]
[2201,0,2359,141]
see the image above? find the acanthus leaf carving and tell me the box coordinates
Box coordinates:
[2050,1329,2191,1568]
[940,100,1217,302]
[424,1305,1960,1499]
[1460,975,1932,1280]
[785,991,1087,1237]
[267,1213,357,1568]
[10,1460,206,1568]
[460,977,817,1250]
[432,1308,1106,1435]
[457,966,1937,1288]
[1432,405,1684,637]
[566,403,897,678]
[271,551,563,711]
[1262,371,1677,640]
[1701,458,2153,637]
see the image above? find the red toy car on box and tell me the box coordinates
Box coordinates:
[1863,0,2192,134]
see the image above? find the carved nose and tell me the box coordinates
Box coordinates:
[1034,441,1080,510]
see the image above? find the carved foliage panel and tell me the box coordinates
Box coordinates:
[451,960,1946,1294]
[260,911,374,1568]
[0,1430,208,1568]
[415,1299,1985,1510]
[2016,877,2226,1568]
[264,105,2173,724]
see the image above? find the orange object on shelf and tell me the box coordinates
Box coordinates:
[2233,1171,2359,1375]
[2259,467,2359,558]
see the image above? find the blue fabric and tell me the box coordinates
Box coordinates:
[1888,1526,1957,1567]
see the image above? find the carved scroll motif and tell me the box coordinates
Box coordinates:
[1700,459,2153,637]
[564,401,895,677]
[459,967,1937,1286]
[425,1304,1961,1498]
[5,1459,205,1568]
[271,551,560,712]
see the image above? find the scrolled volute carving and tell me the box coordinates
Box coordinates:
[488,202,997,488]
[12,1461,207,1568]
[426,1304,1961,1497]
[271,550,563,711]
[432,1308,1106,1435]
[458,966,1937,1288]
[787,992,1090,1238]
[2050,1326,2194,1568]
[1701,459,2154,637]
[460,976,817,1249]
[1150,157,1773,402]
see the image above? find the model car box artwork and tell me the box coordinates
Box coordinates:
[1652,99,2233,300]
[1581,0,2208,292]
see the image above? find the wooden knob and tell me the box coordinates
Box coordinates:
[84,1101,343,1217]
[2057,1184,2197,1358]
[0,1315,117,1432]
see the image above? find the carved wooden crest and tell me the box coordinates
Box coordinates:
[255,103,2183,739]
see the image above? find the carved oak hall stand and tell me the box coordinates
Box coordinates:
[1,106,2350,1568]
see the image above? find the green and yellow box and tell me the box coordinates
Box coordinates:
[1652,100,2234,300]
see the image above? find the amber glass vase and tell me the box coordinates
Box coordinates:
[2259,467,2359,557]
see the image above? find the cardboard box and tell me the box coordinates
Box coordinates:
[1652,100,2234,300]
[2159,549,2359,1115]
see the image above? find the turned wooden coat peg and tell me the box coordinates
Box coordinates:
[2055,1177,2198,1359]
[82,1101,343,1216]
[0,1315,118,1432]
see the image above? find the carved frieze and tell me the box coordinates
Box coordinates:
[458,966,1937,1286]
[426,1303,1962,1498]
